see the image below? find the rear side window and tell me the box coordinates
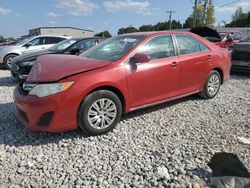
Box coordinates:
[136,35,175,60]
[175,35,209,55]
[233,32,242,40]
[45,37,65,44]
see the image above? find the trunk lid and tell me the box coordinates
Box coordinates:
[190,27,222,42]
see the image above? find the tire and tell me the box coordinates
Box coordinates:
[4,54,18,70]
[199,70,221,99]
[77,90,122,136]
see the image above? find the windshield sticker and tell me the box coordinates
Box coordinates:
[120,38,137,43]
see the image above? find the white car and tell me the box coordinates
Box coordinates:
[0,35,71,69]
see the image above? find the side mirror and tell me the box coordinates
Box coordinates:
[226,35,233,42]
[69,48,80,55]
[23,43,31,48]
[130,53,151,64]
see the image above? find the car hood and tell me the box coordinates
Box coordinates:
[26,54,112,82]
[13,50,55,63]
[0,44,22,51]
[190,27,221,42]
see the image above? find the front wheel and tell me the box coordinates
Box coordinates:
[199,70,221,99]
[4,54,18,70]
[78,90,122,136]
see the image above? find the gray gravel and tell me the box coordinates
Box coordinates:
[0,70,249,187]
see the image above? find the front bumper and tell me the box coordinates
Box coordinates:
[14,85,79,132]
[10,62,30,80]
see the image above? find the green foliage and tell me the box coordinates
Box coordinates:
[94,30,112,38]
[118,20,182,34]
[226,7,250,27]
[206,5,215,27]
[139,24,153,32]
[184,3,215,28]
[117,26,138,34]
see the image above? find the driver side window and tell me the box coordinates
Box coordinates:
[136,35,175,60]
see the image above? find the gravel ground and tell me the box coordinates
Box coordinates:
[0,69,249,187]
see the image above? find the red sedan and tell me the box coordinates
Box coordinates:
[14,31,231,135]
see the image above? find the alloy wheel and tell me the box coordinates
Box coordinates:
[87,98,117,130]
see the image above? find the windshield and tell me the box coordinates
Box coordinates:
[48,39,77,51]
[219,32,226,39]
[17,38,31,45]
[81,35,145,61]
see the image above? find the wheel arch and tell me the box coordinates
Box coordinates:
[83,85,127,114]
[213,67,224,84]
[3,53,19,62]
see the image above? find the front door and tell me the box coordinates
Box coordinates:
[126,35,180,109]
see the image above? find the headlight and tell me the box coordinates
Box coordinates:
[27,82,74,97]
[21,60,35,66]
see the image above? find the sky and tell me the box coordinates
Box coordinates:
[0,0,250,38]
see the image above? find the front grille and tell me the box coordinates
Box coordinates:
[17,107,29,123]
[19,66,31,75]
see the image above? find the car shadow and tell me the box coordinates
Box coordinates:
[0,94,201,148]
[0,76,19,87]
[121,94,201,121]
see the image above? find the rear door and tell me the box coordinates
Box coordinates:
[174,34,212,94]
[126,35,180,108]
[43,37,66,49]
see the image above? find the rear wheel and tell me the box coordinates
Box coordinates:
[78,90,122,136]
[4,54,18,70]
[199,70,221,99]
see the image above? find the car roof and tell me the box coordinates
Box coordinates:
[121,31,195,37]
[32,35,71,38]
[218,30,241,33]
[71,37,106,40]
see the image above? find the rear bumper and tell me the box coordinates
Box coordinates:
[14,85,79,132]
[231,65,250,73]
[231,60,250,73]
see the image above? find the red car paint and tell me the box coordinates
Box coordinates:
[14,31,231,132]
[218,30,243,48]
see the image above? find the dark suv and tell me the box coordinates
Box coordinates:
[11,37,105,81]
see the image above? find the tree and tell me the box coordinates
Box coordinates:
[184,1,215,28]
[117,26,138,34]
[94,30,112,38]
[226,7,250,27]
[126,26,138,33]
[232,7,243,21]
[206,5,215,27]
[139,24,153,32]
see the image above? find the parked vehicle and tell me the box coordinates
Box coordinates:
[231,38,250,73]
[190,27,242,48]
[14,31,231,135]
[10,37,105,81]
[218,30,243,48]
[0,35,70,69]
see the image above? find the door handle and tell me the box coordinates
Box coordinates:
[206,55,212,60]
[170,62,178,67]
